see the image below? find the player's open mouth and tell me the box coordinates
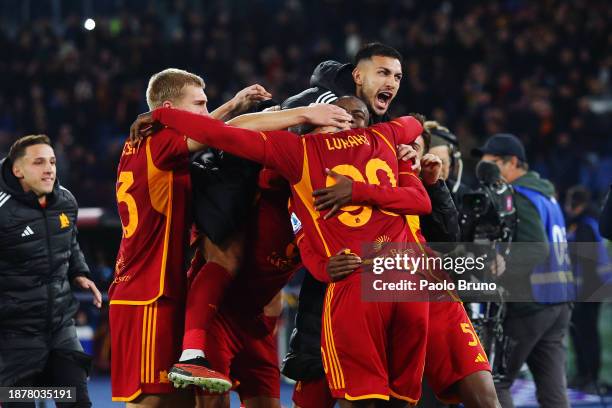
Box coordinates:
[375,91,393,109]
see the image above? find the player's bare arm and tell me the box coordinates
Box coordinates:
[129,104,351,152]
[226,103,352,131]
[210,84,272,121]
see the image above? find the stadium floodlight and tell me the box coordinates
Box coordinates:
[84,18,96,31]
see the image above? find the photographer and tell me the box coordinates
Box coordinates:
[473,134,572,408]
[0,135,101,407]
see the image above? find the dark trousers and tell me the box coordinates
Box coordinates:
[495,304,571,408]
[1,325,91,408]
[570,302,601,382]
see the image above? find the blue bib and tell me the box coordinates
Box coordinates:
[514,185,575,303]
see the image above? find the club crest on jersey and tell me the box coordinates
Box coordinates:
[374,234,391,251]
[290,212,302,235]
[59,213,70,228]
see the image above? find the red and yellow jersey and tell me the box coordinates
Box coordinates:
[109,130,192,304]
[150,109,425,281]
[289,120,418,263]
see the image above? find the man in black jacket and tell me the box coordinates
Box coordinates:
[282,42,403,129]
[0,134,101,407]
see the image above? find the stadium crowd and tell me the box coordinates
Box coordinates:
[0,0,611,210]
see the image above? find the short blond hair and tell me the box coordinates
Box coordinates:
[146,68,204,109]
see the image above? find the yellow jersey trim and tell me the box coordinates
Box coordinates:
[292,139,331,257]
[371,129,396,157]
[345,392,390,401]
[112,388,142,402]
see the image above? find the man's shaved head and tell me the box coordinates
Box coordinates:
[333,96,370,128]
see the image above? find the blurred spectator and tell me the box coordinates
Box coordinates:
[566,185,612,393]
[0,0,611,211]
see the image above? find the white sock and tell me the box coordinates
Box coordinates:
[180,349,205,361]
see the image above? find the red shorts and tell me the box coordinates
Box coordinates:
[292,377,335,408]
[110,298,184,401]
[321,275,429,403]
[204,310,280,401]
[424,302,491,404]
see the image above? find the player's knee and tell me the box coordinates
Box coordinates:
[203,237,243,275]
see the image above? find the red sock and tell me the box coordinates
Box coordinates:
[182,262,233,351]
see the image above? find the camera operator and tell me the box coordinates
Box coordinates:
[473,134,572,408]
[0,135,102,407]
[424,121,469,209]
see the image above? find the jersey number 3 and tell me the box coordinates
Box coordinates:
[117,171,139,238]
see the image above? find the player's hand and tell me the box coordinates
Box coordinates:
[313,168,353,219]
[397,144,420,171]
[303,103,353,129]
[73,276,102,308]
[129,111,157,146]
[230,84,272,114]
[327,249,362,281]
[420,153,443,185]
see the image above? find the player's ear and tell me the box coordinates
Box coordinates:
[162,100,173,109]
[12,162,24,179]
[352,67,363,86]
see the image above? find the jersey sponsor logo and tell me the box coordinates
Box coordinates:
[59,212,70,228]
[113,275,132,284]
[324,134,370,151]
[21,225,35,237]
[0,191,11,208]
[290,212,302,234]
[267,250,299,272]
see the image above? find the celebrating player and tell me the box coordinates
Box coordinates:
[110,67,352,407]
[130,102,431,406]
